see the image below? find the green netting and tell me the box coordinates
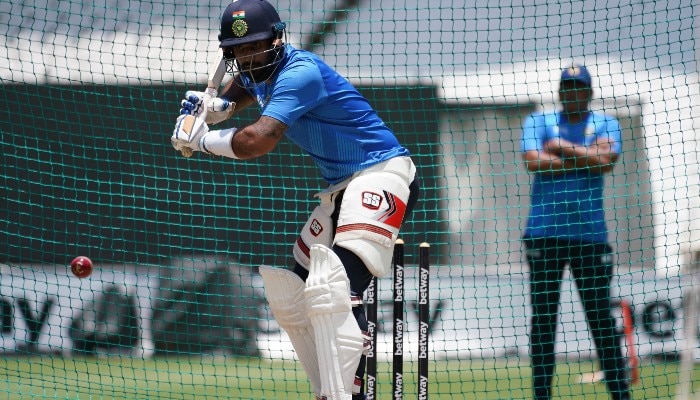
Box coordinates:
[2,1,700,399]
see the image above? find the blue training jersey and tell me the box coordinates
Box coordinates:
[520,110,622,243]
[243,45,410,184]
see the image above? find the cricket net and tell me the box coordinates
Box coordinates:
[1,1,699,399]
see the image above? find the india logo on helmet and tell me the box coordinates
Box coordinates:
[232,19,248,37]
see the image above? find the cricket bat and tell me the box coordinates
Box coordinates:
[179,50,227,158]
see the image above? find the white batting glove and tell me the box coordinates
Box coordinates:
[171,114,210,157]
[180,90,235,125]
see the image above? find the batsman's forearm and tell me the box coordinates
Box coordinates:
[230,128,279,159]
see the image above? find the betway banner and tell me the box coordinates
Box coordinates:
[0,258,262,357]
[0,264,157,357]
[0,263,690,360]
[260,268,688,361]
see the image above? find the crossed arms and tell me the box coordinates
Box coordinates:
[522,136,618,175]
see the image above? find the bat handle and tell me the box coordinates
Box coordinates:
[197,87,220,122]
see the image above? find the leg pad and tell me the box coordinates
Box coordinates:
[305,244,365,399]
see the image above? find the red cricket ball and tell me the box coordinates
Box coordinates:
[70,256,93,279]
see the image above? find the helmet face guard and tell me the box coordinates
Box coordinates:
[223,39,286,88]
[218,0,286,87]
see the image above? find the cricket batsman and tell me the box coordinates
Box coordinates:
[170,1,421,398]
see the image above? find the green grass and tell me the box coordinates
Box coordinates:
[0,356,695,399]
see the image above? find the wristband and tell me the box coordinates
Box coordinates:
[199,128,240,159]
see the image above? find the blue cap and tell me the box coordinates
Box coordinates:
[560,65,592,87]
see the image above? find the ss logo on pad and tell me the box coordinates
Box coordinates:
[362,192,382,210]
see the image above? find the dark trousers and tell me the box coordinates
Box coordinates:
[523,238,630,400]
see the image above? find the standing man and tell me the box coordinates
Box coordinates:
[171,1,420,399]
[520,65,631,400]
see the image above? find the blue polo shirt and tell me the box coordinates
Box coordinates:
[520,110,622,243]
[242,45,409,184]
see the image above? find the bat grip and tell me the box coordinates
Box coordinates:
[196,87,219,123]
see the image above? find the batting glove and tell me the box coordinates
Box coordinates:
[171,114,210,157]
[180,90,235,125]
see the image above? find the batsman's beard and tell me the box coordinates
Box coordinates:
[230,45,284,87]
